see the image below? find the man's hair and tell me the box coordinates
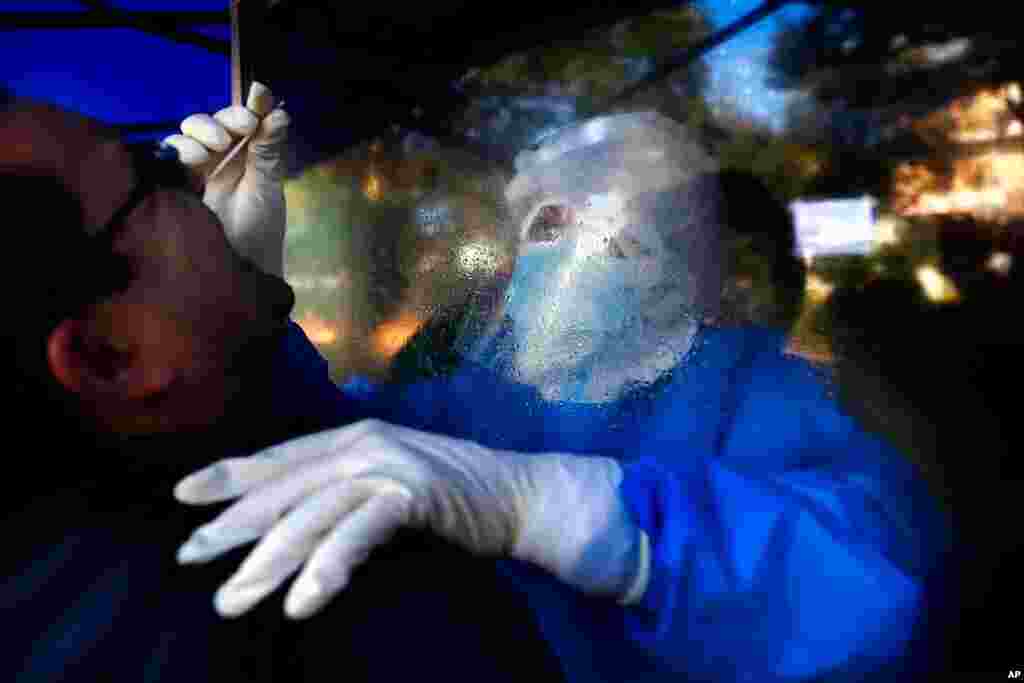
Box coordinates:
[691,170,806,328]
[714,170,803,282]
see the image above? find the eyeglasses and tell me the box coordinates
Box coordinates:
[97,141,195,242]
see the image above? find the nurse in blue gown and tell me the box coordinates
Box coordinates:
[177,111,954,682]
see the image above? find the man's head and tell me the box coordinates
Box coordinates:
[2,99,294,437]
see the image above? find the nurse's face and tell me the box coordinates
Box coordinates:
[507,192,674,326]
[499,191,692,401]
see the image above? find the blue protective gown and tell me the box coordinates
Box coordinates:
[275,319,955,682]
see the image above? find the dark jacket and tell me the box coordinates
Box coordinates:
[2,323,562,682]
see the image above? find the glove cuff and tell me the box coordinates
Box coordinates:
[618,529,651,606]
[510,455,642,600]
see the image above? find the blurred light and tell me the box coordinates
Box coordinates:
[954,129,1000,143]
[364,173,382,201]
[456,242,501,276]
[789,196,876,258]
[875,215,904,246]
[915,265,961,303]
[581,118,608,146]
[372,312,424,359]
[899,85,1024,218]
[987,251,1013,276]
[296,313,341,345]
[805,274,834,302]
[287,274,346,291]
[1009,83,1022,105]
[921,38,971,66]
[901,185,1009,217]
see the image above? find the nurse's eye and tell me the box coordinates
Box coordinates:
[618,235,654,258]
[526,204,574,243]
[605,237,628,259]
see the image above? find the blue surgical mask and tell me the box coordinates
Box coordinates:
[503,235,649,397]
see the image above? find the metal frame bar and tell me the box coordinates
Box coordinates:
[112,0,265,135]
[231,0,244,106]
[77,0,229,54]
[0,2,230,55]
[114,121,186,136]
[0,11,227,30]
[231,1,269,106]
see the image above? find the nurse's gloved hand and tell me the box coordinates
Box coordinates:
[162,81,290,277]
[173,419,649,620]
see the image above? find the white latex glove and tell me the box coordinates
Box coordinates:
[174,419,650,620]
[162,82,290,278]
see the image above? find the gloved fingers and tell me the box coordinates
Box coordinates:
[252,106,290,145]
[211,481,370,618]
[239,81,287,174]
[284,486,413,620]
[202,107,289,195]
[161,134,213,167]
[222,480,372,590]
[175,419,384,504]
[244,107,290,181]
[177,459,346,565]
[175,514,269,565]
[213,532,321,618]
[212,105,260,140]
[180,113,234,153]
[174,453,286,504]
[176,438,400,565]
[246,81,276,117]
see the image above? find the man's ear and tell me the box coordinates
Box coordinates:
[47,311,177,402]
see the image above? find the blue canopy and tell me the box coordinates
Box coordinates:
[1,1,231,143]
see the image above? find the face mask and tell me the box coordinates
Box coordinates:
[503,234,651,388]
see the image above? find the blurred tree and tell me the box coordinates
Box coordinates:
[468,5,711,109]
[769,1,1023,114]
[450,4,719,157]
[710,112,833,201]
[769,8,1024,673]
[766,1,1024,208]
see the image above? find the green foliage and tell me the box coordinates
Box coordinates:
[472,5,711,106]
[714,127,830,201]
[619,7,711,57]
